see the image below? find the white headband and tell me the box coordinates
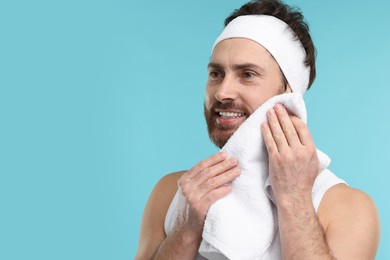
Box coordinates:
[212,15,310,94]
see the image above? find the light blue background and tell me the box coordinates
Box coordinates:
[1,0,389,259]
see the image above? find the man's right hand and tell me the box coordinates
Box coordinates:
[135,152,240,260]
[174,151,241,241]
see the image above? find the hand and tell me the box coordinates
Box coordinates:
[175,152,240,238]
[261,104,319,206]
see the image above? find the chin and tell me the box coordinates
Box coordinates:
[204,103,243,148]
[209,128,237,148]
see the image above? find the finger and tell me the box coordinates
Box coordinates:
[267,107,289,151]
[199,185,233,210]
[290,116,314,146]
[184,152,227,179]
[274,104,301,147]
[261,122,278,154]
[192,157,238,187]
[198,167,240,198]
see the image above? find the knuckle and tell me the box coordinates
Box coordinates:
[228,168,239,178]
[216,186,231,198]
[181,186,189,197]
[269,149,278,157]
[177,177,185,188]
[222,159,230,168]
[203,167,211,176]
[206,192,219,204]
[226,170,234,178]
[298,124,308,134]
[265,139,273,147]
[294,150,304,160]
[197,161,205,171]
[284,152,294,163]
[274,132,284,141]
[307,145,316,154]
[207,178,217,188]
[178,179,191,195]
[221,163,229,170]
[273,153,283,164]
[286,128,296,138]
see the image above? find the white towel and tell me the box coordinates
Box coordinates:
[199,93,323,259]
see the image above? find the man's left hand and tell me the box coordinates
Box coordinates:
[261,103,320,206]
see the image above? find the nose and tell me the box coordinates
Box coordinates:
[215,74,238,102]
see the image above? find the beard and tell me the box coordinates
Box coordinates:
[204,101,248,148]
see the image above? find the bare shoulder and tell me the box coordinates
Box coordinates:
[143,171,185,221]
[135,171,186,260]
[157,170,185,193]
[143,170,185,220]
[318,184,379,228]
[318,184,380,259]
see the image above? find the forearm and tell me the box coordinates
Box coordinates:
[277,195,335,260]
[152,226,201,260]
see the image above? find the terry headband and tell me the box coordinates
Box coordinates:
[212,15,310,94]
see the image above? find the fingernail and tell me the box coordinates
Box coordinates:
[268,109,275,116]
[275,104,284,111]
[229,157,237,164]
[219,151,227,158]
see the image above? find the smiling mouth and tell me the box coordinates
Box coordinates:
[218,111,245,118]
[215,111,247,126]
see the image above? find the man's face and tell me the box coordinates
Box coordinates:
[204,38,290,148]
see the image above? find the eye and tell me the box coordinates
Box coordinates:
[242,71,255,79]
[209,70,223,80]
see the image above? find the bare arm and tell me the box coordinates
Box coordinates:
[275,189,336,259]
[262,104,379,259]
[135,171,203,259]
[319,185,380,260]
[135,152,240,259]
[135,172,183,260]
[276,185,379,260]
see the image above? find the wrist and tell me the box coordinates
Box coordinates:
[275,192,313,214]
[172,223,203,248]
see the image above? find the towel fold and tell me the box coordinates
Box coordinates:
[199,93,320,260]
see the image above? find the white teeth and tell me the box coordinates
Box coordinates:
[219,111,244,118]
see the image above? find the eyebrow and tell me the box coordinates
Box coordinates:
[207,62,224,70]
[207,62,265,72]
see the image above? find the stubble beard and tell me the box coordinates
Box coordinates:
[204,85,286,148]
[204,101,248,149]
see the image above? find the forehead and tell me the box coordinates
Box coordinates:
[210,38,276,66]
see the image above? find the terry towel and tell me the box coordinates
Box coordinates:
[199,93,328,259]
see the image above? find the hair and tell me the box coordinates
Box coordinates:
[224,0,316,89]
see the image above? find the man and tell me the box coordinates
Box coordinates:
[136,0,380,259]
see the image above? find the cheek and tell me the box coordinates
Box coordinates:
[241,92,265,112]
[241,91,274,113]
[204,87,215,109]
